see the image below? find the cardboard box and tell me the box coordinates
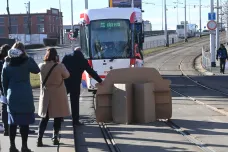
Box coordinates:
[95,94,112,122]
[112,83,133,124]
[133,83,156,123]
[155,90,172,104]
[95,106,112,122]
[95,68,172,121]
[156,103,172,119]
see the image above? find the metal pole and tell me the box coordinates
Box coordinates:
[28,1,31,35]
[177,3,179,24]
[184,0,187,42]
[164,0,169,46]
[6,0,11,34]
[71,0,74,49]
[199,0,202,37]
[216,0,220,50]
[220,0,222,30]
[85,0,88,9]
[210,0,216,67]
[189,4,190,23]
[59,0,63,45]
[131,0,134,8]
[162,0,164,31]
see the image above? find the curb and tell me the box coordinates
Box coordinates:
[194,54,215,76]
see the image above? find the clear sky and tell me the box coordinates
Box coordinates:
[0,0,221,30]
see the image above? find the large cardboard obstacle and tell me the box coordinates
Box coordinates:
[95,67,172,123]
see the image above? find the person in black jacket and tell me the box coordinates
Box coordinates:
[216,44,228,74]
[62,47,103,126]
[0,44,11,136]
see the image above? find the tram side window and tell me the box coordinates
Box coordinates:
[80,25,89,58]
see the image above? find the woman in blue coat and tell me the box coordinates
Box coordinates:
[1,42,40,152]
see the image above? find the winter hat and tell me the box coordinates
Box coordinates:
[8,48,23,58]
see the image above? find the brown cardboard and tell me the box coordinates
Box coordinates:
[95,67,172,120]
[156,103,172,119]
[96,94,112,107]
[96,68,171,95]
[95,106,112,122]
[112,83,133,124]
[95,94,112,122]
[155,90,172,104]
[133,83,156,123]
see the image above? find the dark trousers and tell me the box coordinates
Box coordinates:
[38,112,62,138]
[220,58,226,73]
[69,90,80,125]
[9,124,29,148]
[2,104,8,131]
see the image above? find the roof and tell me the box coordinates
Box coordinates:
[80,7,142,23]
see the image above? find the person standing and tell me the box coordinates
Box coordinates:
[0,44,11,136]
[216,44,228,74]
[1,42,40,152]
[62,47,102,126]
[37,48,71,147]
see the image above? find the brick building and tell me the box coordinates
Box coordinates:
[0,8,63,41]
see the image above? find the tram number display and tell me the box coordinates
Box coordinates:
[100,22,121,28]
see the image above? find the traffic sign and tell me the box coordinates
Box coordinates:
[208,12,216,20]
[207,20,217,30]
[68,32,76,40]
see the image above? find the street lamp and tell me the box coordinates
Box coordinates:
[164,0,169,46]
[6,0,11,34]
[59,0,63,44]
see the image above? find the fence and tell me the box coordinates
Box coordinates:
[143,35,180,50]
[201,45,211,71]
[9,34,47,45]
[29,51,70,64]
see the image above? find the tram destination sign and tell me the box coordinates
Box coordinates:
[100,22,121,28]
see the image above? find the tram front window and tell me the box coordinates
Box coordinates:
[90,19,132,59]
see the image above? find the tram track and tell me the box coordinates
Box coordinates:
[155,36,228,152]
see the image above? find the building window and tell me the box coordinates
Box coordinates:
[37,24,44,33]
[10,17,18,25]
[0,17,4,24]
[24,16,28,23]
[0,26,4,36]
[11,26,18,34]
[37,16,44,23]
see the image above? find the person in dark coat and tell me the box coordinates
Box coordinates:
[0,45,36,137]
[216,44,228,74]
[0,44,11,136]
[62,47,103,126]
[2,42,40,152]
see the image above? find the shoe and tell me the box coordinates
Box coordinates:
[37,138,43,147]
[75,121,83,126]
[52,136,59,145]
[21,147,32,152]
[4,130,9,136]
[9,146,19,152]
